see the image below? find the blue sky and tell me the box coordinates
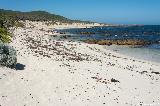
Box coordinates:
[0,0,160,25]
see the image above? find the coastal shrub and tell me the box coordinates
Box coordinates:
[0,28,11,43]
[0,9,92,25]
[14,21,25,28]
[0,43,17,68]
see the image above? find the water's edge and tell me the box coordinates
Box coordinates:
[104,45,160,63]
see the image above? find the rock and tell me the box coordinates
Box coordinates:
[111,78,120,83]
[15,63,25,70]
[151,71,160,75]
[84,39,151,46]
[80,32,95,35]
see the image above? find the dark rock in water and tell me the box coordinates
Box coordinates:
[61,35,68,39]
[15,63,25,70]
[0,43,17,68]
[60,32,66,34]
[111,78,120,83]
[80,32,95,35]
[84,39,151,46]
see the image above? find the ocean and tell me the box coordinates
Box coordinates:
[53,25,160,63]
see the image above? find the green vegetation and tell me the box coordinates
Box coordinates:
[0,23,16,68]
[0,9,92,26]
[0,9,18,68]
[0,43,17,68]
[0,28,11,43]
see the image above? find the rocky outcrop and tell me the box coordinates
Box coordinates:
[84,39,152,46]
[80,32,95,35]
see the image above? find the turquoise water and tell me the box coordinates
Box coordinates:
[104,45,160,63]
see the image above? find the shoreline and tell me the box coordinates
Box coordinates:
[103,44,160,65]
[0,25,160,106]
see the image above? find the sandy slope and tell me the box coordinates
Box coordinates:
[0,27,160,106]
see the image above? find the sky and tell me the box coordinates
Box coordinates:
[0,0,160,25]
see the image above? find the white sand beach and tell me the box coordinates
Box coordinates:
[0,22,160,106]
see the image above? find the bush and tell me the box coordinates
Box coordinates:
[0,28,11,43]
[14,21,25,28]
[0,43,17,68]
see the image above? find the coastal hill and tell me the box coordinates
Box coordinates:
[0,9,94,28]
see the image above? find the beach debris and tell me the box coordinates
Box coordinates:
[151,71,160,75]
[140,71,148,74]
[91,76,111,84]
[111,78,120,83]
